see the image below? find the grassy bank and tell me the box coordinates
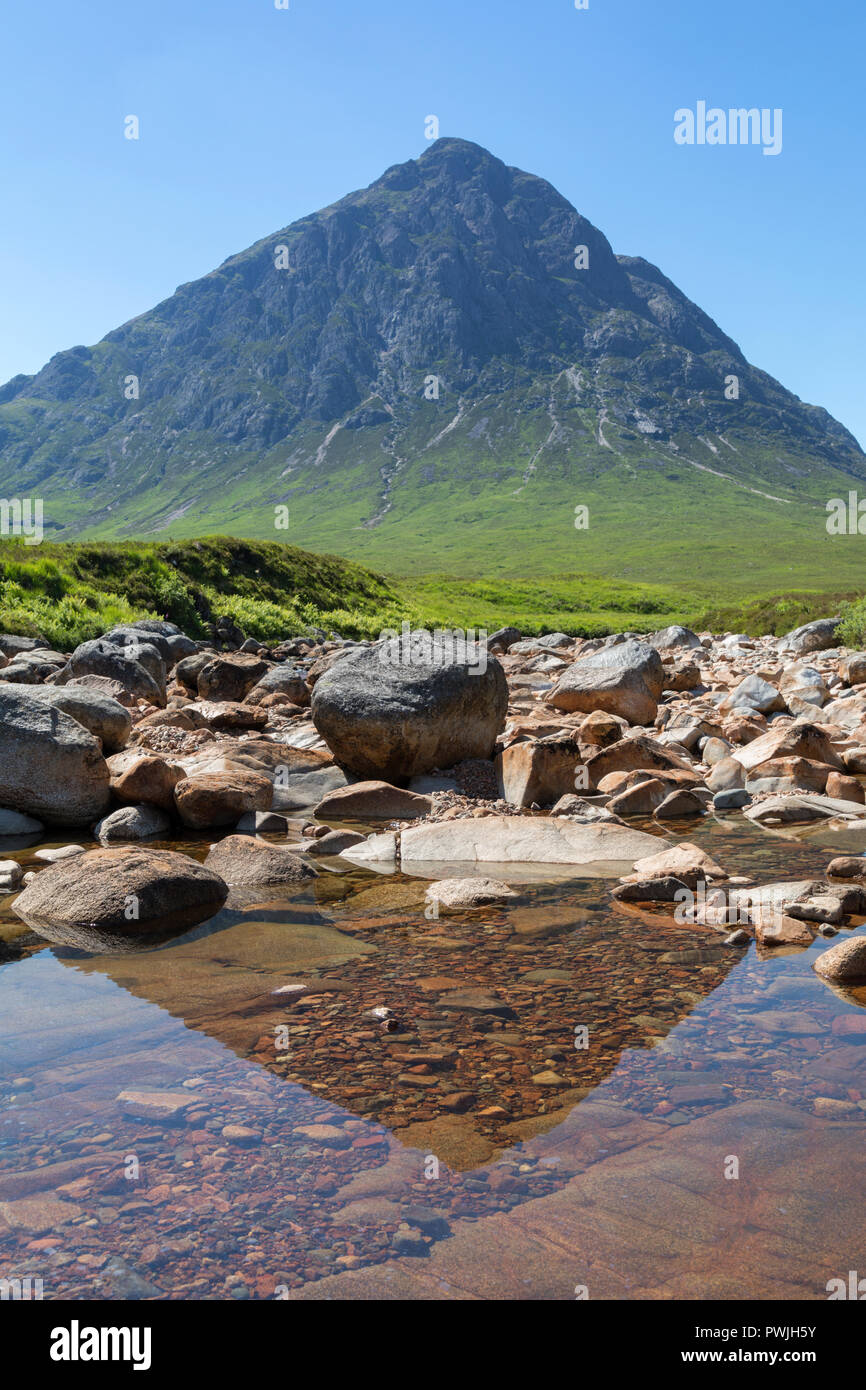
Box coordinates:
[0,537,419,649]
[0,537,855,649]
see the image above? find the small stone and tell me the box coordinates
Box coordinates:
[812,1097,858,1117]
[391,1223,429,1257]
[117,1090,194,1122]
[221,1125,261,1144]
[33,844,86,863]
[292,1123,351,1149]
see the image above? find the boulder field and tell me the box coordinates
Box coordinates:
[2,611,866,971]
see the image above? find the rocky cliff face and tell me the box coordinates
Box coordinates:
[0,138,862,577]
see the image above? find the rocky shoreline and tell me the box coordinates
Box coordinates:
[5,612,866,1296]
[2,613,866,984]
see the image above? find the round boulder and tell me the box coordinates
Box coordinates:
[197,654,269,703]
[95,804,171,843]
[11,846,228,947]
[174,771,274,828]
[246,663,310,706]
[311,632,508,780]
[546,640,664,726]
[813,935,866,983]
[203,835,318,886]
[425,878,518,911]
[66,639,166,707]
[107,751,184,810]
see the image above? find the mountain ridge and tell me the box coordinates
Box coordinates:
[0,137,863,594]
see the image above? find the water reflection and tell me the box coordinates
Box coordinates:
[1,816,866,1299]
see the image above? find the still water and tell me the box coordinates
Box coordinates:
[1,815,865,1300]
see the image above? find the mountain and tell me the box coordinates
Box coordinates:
[1,137,863,596]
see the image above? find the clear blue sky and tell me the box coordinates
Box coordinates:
[1,0,863,445]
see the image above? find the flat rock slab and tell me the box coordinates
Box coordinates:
[400,816,667,868]
[746,793,866,824]
[286,1098,865,1301]
[0,1195,84,1232]
[750,1011,829,1035]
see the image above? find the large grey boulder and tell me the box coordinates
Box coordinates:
[124,621,198,662]
[0,686,111,826]
[64,639,166,706]
[165,633,199,662]
[782,618,839,655]
[22,684,132,753]
[176,652,211,688]
[647,625,703,652]
[104,625,174,667]
[128,619,183,638]
[546,640,664,725]
[311,632,508,780]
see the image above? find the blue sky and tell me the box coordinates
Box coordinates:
[2,0,863,444]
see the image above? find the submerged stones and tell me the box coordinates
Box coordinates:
[425,878,518,911]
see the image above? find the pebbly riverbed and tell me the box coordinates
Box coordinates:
[2,810,866,1300]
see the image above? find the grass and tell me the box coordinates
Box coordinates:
[837,599,866,649]
[0,537,423,649]
[0,536,857,650]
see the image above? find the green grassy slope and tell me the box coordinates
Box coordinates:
[0,536,856,650]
